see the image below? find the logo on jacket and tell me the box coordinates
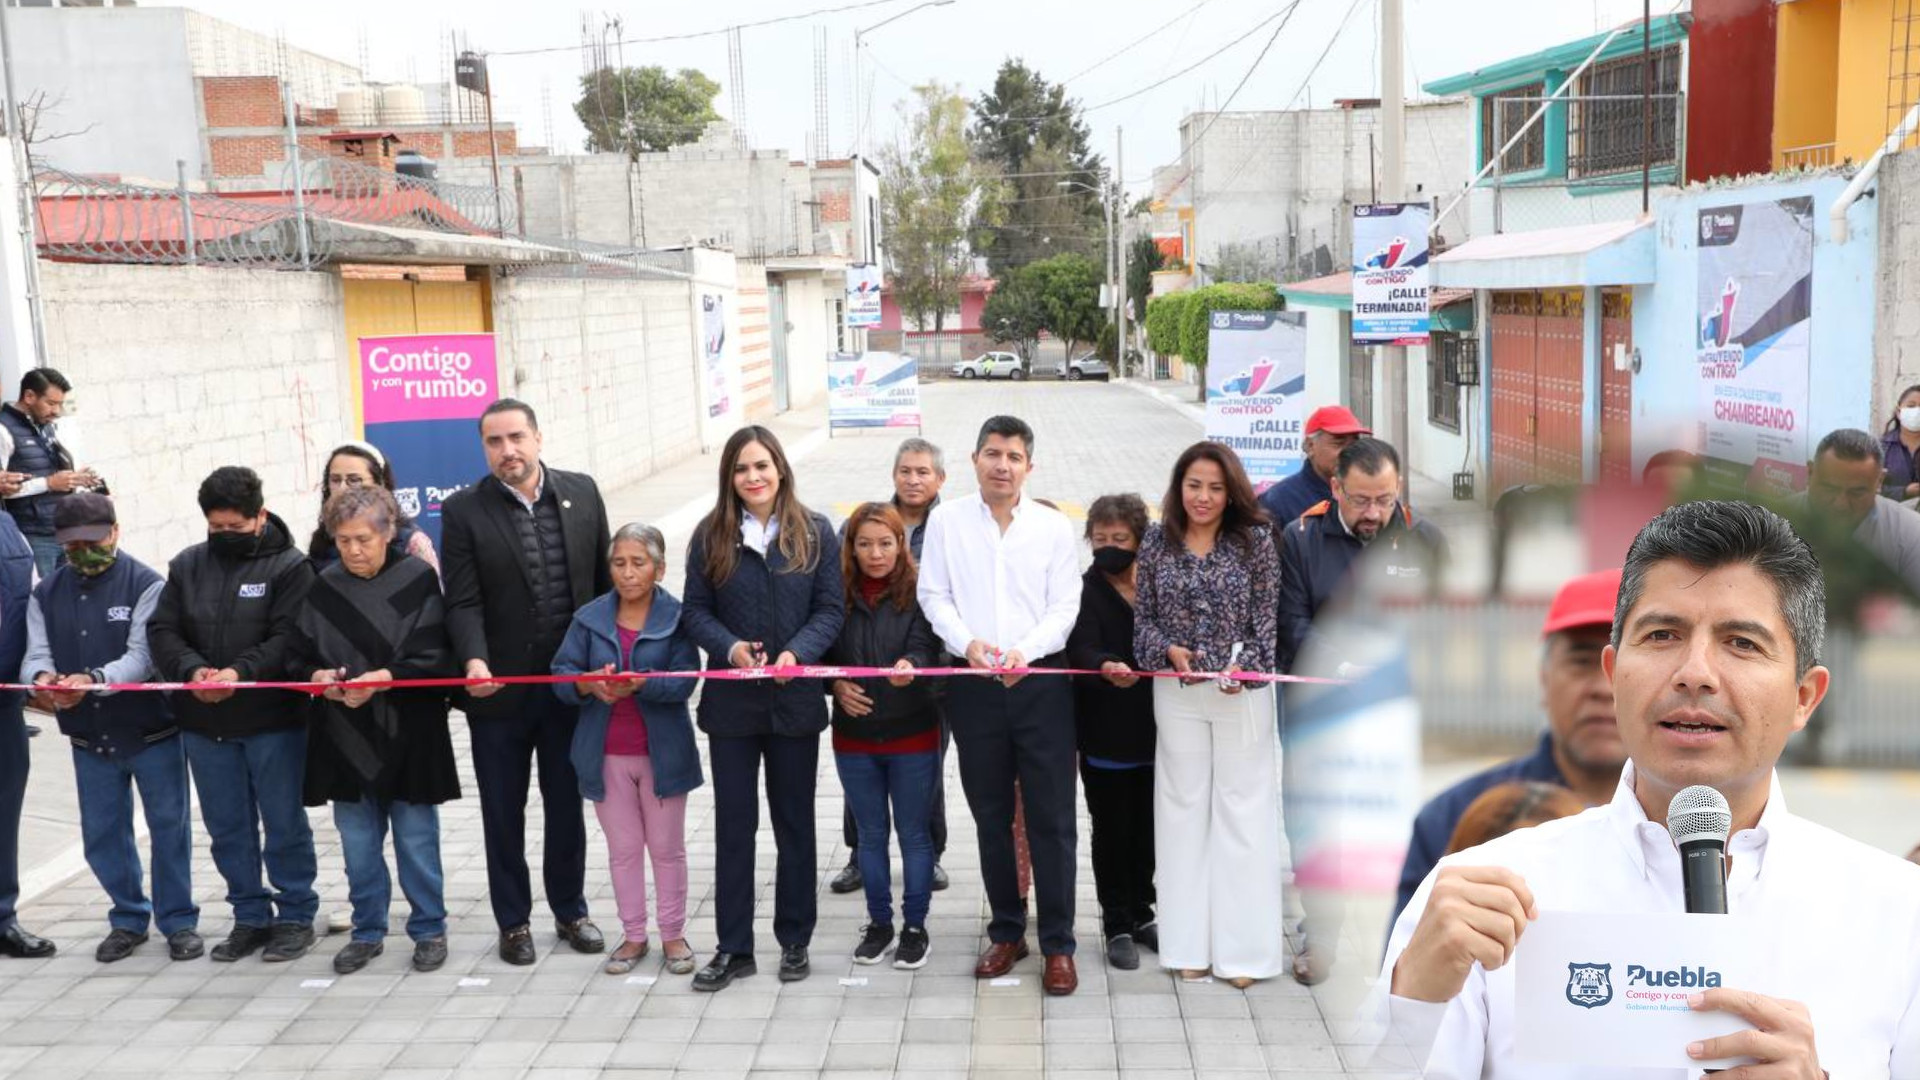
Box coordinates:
[238,583,267,599]
[1565,963,1613,1009]
[395,487,422,518]
[106,606,132,623]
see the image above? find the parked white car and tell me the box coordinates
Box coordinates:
[950,351,1028,380]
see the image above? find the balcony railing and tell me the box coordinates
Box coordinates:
[1780,142,1838,170]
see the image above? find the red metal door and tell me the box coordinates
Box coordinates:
[1490,291,1539,492]
[1599,288,1635,484]
[1536,289,1586,484]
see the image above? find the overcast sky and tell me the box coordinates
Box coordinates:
[164,0,1664,196]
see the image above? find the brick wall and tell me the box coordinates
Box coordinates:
[199,75,285,128]
[451,128,518,159]
[818,187,851,224]
[37,262,354,562]
[737,261,775,420]
[209,134,331,179]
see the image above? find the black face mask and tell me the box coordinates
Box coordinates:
[1091,546,1137,575]
[208,529,260,560]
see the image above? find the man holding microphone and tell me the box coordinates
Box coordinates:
[1377,500,1920,1075]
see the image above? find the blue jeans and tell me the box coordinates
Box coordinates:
[184,730,319,927]
[72,738,198,936]
[835,749,939,928]
[26,535,62,581]
[332,797,446,944]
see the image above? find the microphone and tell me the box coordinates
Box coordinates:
[1667,785,1732,915]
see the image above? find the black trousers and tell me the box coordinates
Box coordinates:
[949,674,1077,956]
[842,715,949,859]
[1079,760,1155,938]
[0,695,24,929]
[469,692,589,931]
[710,732,819,956]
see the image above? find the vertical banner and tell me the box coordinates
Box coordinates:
[1696,197,1815,494]
[1204,310,1308,492]
[357,333,500,549]
[1352,203,1432,345]
[846,263,883,328]
[827,351,922,431]
[701,293,731,420]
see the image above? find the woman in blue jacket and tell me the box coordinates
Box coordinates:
[681,425,844,993]
[552,523,703,977]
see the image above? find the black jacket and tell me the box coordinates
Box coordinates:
[825,590,941,743]
[1065,568,1155,763]
[149,513,315,737]
[441,467,612,719]
[681,513,844,738]
[1275,499,1447,672]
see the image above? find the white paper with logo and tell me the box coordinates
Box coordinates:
[1514,911,1779,1069]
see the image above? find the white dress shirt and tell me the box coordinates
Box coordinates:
[1366,761,1920,1078]
[741,513,778,557]
[916,491,1081,662]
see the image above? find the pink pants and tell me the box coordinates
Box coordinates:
[595,755,689,944]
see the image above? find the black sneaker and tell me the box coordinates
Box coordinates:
[829,860,863,894]
[778,944,810,982]
[1105,933,1140,971]
[210,925,270,963]
[167,929,205,962]
[413,937,448,972]
[852,924,893,965]
[333,940,384,975]
[931,864,950,892]
[893,926,930,970]
[262,922,315,963]
[94,928,147,964]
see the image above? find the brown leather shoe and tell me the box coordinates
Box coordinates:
[973,939,1029,979]
[1042,954,1078,996]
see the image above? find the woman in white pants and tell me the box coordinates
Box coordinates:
[1133,441,1285,987]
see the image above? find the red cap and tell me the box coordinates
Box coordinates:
[1542,568,1623,638]
[1306,405,1371,436]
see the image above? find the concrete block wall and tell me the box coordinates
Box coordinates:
[36,261,353,563]
[1876,152,1920,427]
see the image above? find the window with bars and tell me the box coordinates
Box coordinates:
[1569,46,1682,179]
[1428,334,1463,434]
[1480,84,1547,173]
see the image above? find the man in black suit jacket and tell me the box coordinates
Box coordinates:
[441,398,612,965]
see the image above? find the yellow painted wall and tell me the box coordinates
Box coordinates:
[1775,0,1843,165]
[1834,0,1920,162]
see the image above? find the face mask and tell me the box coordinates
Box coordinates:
[66,544,117,577]
[208,530,260,560]
[1091,546,1137,575]
[1901,406,1920,433]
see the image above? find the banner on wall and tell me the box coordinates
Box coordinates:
[701,293,731,420]
[357,332,500,548]
[827,351,922,432]
[1352,202,1432,346]
[846,264,883,328]
[1204,310,1307,492]
[1695,197,1815,494]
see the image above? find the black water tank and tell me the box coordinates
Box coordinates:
[395,150,437,181]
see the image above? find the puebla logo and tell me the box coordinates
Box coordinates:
[1364,236,1411,271]
[1566,962,1612,1009]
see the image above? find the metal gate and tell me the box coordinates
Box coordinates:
[1599,288,1635,484]
[1490,289,1586,491]
[767,281,791,414]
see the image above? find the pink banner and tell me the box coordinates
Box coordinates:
[359,333,500,424]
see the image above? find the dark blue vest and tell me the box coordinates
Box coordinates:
[0,406,64,538]
[0,515,31,686]
[37,554,173,758]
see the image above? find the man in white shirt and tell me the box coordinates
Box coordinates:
[918,415,1084,995]
[1796,427,1920,597]
[1376,499,1920,1077]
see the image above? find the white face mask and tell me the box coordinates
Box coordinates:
[1901,406,1920,433]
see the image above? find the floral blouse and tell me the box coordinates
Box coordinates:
[1132,521,1280,676]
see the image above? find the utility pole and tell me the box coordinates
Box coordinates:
[1107,131,1118,375]
[1114,136,1127,375]
[0,0,46,379]
[1380,0,1411,484]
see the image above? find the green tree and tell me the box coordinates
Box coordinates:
[1145,291,1189,357]
[1178,283,1283,401]
[880,84,1004,345]
[981,271,1045,362]
[575,66,722,157]
[1126,234,1166,330]
[980,252,1105,361]
[969,60,1104,275]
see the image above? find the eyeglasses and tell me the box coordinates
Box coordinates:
[1340,494,1399,512]
[326,474,371,491]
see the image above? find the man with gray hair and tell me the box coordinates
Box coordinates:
[832,437,952,896]
[1800,427,1920,596]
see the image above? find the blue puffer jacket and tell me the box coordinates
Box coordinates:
[551,586,704,802]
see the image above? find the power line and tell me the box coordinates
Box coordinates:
[489,0,914,58]
[1059,1,1213,85]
